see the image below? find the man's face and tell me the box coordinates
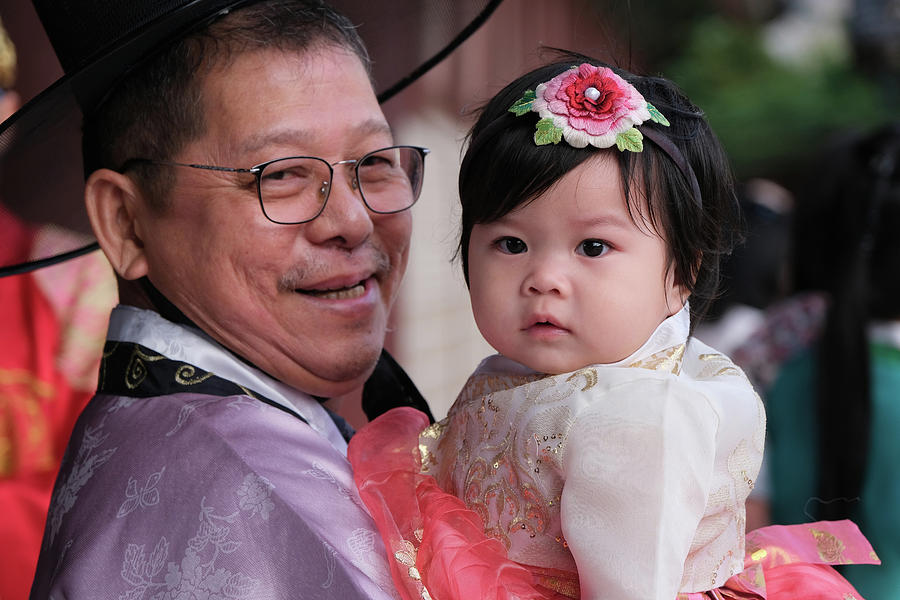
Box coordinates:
[136,46,412,397]
[467,153,685,374]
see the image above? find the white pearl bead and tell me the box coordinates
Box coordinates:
[584,86,601,101]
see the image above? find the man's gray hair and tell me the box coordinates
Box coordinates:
[83,0,371,208]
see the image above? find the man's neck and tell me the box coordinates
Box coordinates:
[116,275,195,329]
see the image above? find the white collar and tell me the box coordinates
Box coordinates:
[106,305,348,454]
[606,303,691,366]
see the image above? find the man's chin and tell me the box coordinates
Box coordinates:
[288,347,383,398]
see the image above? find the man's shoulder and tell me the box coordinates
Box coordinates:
[90,388,263,424]
[80,390,308,456]
[54,389,320,508]
[36,388,394,599]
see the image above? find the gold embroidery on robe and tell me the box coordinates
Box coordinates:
[697,353,742,379]
[627,343,685,374]
[174,364,214,386]
[566,368,597,391]
[124,346,165,389]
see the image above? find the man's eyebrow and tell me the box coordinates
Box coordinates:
[238,119,394,157]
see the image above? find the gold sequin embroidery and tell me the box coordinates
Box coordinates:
[697,353,742,379]
[627,343,685,374]
[393,539,432,600]
[418,420,448,472]
[566,368,597,391]
[811,528,846,563]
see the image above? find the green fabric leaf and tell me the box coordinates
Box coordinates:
[615,128,644,152]
[647,103,670,126]
[534,118,563,145]
[509,89,537,116]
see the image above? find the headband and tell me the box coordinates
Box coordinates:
[509,63,702,209]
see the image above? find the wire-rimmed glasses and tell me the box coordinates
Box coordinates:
[119,145,430,224]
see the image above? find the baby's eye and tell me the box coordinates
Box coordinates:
[496,237,527,254]
[577,239,608,257]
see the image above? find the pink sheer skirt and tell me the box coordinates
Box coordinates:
[349,407,879,599]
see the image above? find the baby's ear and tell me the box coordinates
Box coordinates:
[665,253,699,316]
[665,280,690,317]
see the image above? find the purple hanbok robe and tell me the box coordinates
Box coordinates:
[30,306,399,599]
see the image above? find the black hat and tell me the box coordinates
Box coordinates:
[0,0,502,277]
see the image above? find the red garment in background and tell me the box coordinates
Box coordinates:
[0,206,116,599]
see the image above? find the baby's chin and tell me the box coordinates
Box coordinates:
[510,350,636,375]
[508,355,596,376]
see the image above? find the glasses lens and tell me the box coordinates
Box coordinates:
[357,147,425,214]
[258,157,332,224]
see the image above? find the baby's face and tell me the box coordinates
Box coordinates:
[467,153,687,374]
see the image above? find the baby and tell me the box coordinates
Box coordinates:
[350,54,878,600]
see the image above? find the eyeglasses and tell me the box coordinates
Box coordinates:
[119,145,430,224]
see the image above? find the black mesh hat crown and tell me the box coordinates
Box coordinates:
[32,0,254,111]
[0,0,502,277]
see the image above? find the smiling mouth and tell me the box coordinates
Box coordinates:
[298,281,366,299]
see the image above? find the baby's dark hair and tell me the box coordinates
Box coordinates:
[457,51,740,326]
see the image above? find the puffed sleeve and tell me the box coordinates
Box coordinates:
[560,377,719,600]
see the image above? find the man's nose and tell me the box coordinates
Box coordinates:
[303,169,373,249]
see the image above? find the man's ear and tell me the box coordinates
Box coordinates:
[85,168,149,280]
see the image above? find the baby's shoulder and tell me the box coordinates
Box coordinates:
[680,338,759,400]
[680,337,766,439]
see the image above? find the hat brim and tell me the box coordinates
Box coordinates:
[0,0,503,277]
[0,0,256,237]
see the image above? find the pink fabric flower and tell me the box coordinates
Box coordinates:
[532,63,651,149]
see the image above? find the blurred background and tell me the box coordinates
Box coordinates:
[1,0,896,419]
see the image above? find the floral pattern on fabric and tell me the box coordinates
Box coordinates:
[236,473,275,521]
[48,417,117,545]
[118,467,166,518]
[119,495,261,599]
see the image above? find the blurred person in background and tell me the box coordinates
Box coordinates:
[733,122,900,599]
[694,178,794,356]
[0,16,117,599]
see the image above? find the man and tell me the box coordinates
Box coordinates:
[22,1,431,596]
